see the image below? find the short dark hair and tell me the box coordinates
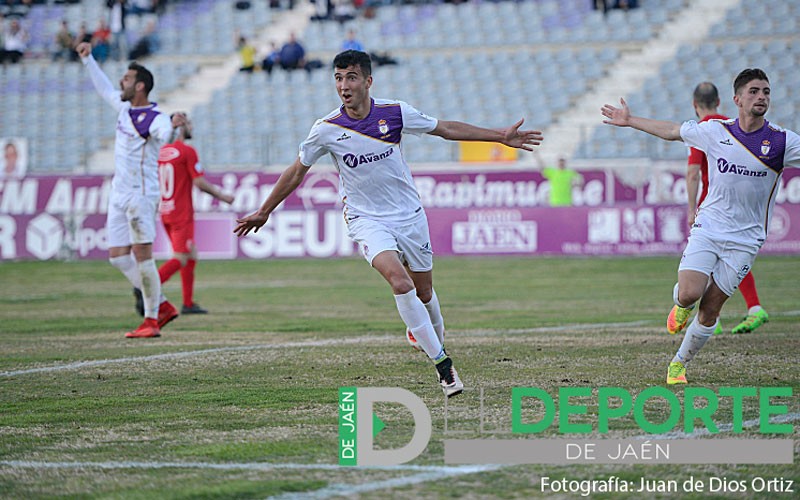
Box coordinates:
[733,68,768,95]
[333,50,372,77]
[128,62,154,94]
[692,82,719,109]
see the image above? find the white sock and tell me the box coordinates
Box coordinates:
[394,289,445,361]
[673,282,695,309]
[137,258,161,319]
[672,318,716,364]
[109,254,142,289]
[423,289,445,345]
[748,305,763,315]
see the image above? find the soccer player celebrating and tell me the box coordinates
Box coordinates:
[602,68,800,384]
[234,50,543,397]
[157,113,234,314]
[688,82,769,335]
[77,42,181,338]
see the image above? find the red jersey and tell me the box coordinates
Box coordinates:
[158,141,203,223]
[687,113,727,206]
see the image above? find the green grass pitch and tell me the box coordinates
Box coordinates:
[1,255,798,498]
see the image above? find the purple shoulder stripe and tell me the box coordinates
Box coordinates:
[128,104,161,139]
[725,119,786,172]
[326,99,403,144]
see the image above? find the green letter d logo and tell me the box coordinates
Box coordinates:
[340,387,432,466]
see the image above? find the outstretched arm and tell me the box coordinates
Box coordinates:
[76,41,122,112]
[194,176,234,204]
[233,158,310,237]
[429,119,543,151]
[601,98,682,141]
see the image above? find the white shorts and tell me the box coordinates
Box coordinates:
[346,212,434,272]
[678,229,758,297]
[106,192,160,248]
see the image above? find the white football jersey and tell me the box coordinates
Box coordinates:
[299,98,438,223]
[83,55,173,199]
[681,118,800,246]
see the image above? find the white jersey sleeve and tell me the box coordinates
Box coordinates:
[149,113,174,145]
[680,120,713,153]
[785,129,800,169]
[81,54,124,113]
[298,119,328,167]
[399,101,438,136]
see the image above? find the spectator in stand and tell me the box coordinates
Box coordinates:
[129,0,154,17]
[332,0,355,24]
[1,0,30,19]
[52,19,75,62]
[92,19,112,63]
[237,35,256,73]
[75,22,93,46]
[341,29,363,52]
[310,0,331,21]
[107,0,128,61]
[261,41,280,76]
[279,32,306,71]
[128,19,159,60]
[1,18,27,64]
[593,0,609,15]
[614,0,638,10]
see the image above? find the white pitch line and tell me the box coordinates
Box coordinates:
[1,416,797,499]
[0,336,394,378]
[266,465,501,500]
[0,460,461,473]
[4,310,799,378]
[0,321,646,378]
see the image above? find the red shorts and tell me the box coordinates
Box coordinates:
[162,219,195,254]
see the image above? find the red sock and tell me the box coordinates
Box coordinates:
[158,258,182,283]
[181,259,197,307]
[738,271,760,309]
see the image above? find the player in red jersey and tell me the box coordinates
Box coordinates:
[156,112,234,314]
[687,82,768,334]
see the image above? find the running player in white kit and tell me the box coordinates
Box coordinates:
[234,50,543,397]
[601,68,800,384]
[77,42,183,338]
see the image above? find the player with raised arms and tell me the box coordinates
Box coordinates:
[234,50,543,397]
[77,41,182,338]
[602,68,800,384]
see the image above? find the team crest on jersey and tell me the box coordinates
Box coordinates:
[378,119,389,135]
[761,140,771,156]
[136,112,147,123]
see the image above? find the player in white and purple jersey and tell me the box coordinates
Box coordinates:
[234,50,543,398]
[602,68,800,384]
[77,42,182,339]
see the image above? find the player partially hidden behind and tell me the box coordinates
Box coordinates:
[156,112,234,314]
[602,68,800,384]
[76,41,182,338]
[687,82,769,335]
[234,50,543,397]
